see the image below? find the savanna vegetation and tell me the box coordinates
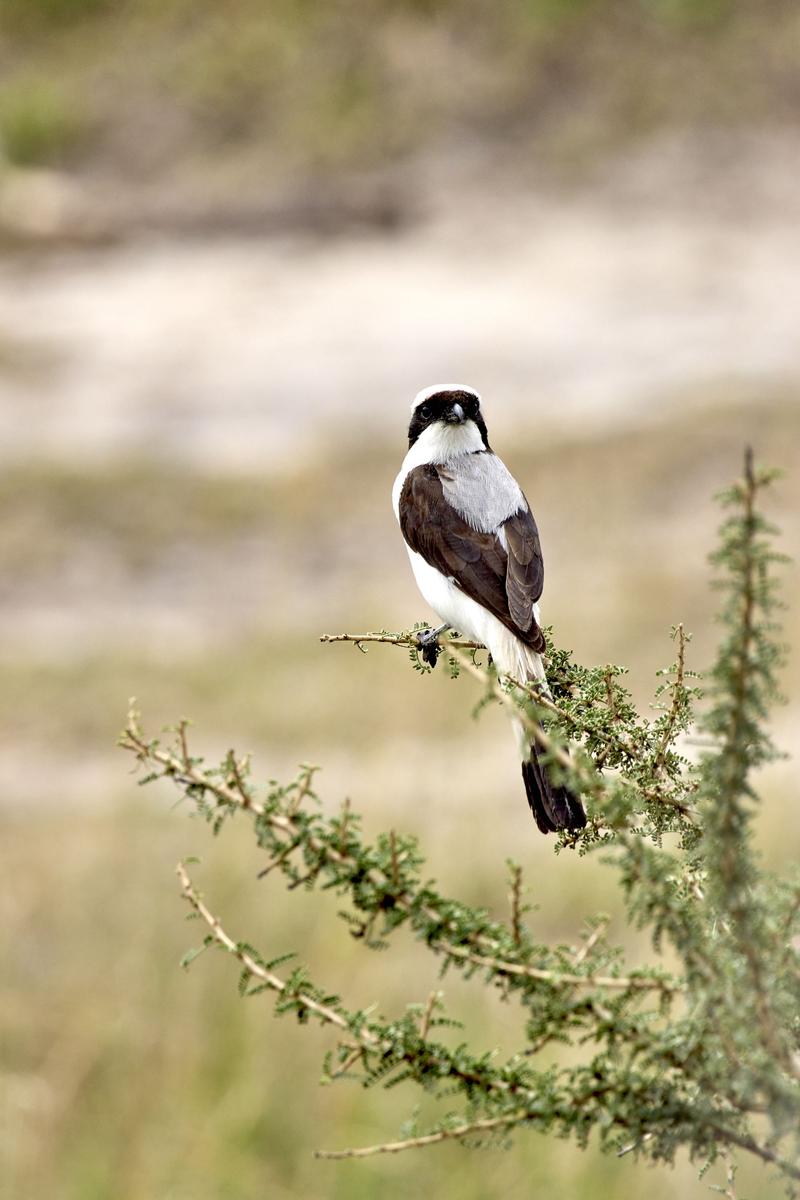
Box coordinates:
[2,392,799,1199]
[1,5,798,1198]
[119,455,799,1191]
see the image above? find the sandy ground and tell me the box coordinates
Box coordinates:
[1,135,799,473]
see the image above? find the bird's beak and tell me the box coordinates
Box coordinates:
[446,402,465,424]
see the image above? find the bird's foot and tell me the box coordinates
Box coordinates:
[414,623,451,668]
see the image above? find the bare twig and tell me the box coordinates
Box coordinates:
[256,837,301,880]
[316,1112,797,1174]
[319,631,483,651]
[603,667,616,718]
[572,918,610,967]
[419,990,439,1041]
[705,1121,800,1182]
[617,1130,654,1158]
[328,1045,365,1081]
[178,718,191,768]
[441,943,681,993]
[709,1149,738,1200]
[286,764,318,816]
[315,1111,531,1159]
[226,750,254,810]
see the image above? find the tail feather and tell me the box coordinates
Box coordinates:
[498,641,587,834]
[521,739,586,835]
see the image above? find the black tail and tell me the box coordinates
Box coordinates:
[521,740,586,834]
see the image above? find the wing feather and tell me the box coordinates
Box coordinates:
[399,464,545,651]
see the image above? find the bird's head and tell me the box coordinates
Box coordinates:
[407,385,489,453]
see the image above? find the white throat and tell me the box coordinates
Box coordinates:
[407,419,484,467]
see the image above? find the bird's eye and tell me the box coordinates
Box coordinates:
[419,404,432,420]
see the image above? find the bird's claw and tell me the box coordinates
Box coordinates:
[415,627,442,668]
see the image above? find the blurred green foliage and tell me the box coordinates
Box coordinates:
[641,0,733,27]
[0,0,796,183]
[0,80,83,166]
[0,0,110,28]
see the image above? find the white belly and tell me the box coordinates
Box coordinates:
[405,547,545,685]
[406,548,491,643]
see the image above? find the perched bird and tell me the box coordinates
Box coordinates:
[392,384,586,834]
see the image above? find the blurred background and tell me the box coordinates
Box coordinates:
[1,2,799,1197]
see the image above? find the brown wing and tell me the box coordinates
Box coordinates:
[399,464,545,651]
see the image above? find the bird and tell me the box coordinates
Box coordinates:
[392,383,586,834]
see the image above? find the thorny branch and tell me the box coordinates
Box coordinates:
[314,1112,531,1159]
[177,861,366,1041]
[654,623,688,769]
[508,862,523,949]
[175,859,797,1176]
[122,707,676,995]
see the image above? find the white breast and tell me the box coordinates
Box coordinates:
[406,546,544,683]
[393,418,544,684]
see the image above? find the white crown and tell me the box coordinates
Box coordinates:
[411,383,481,411]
